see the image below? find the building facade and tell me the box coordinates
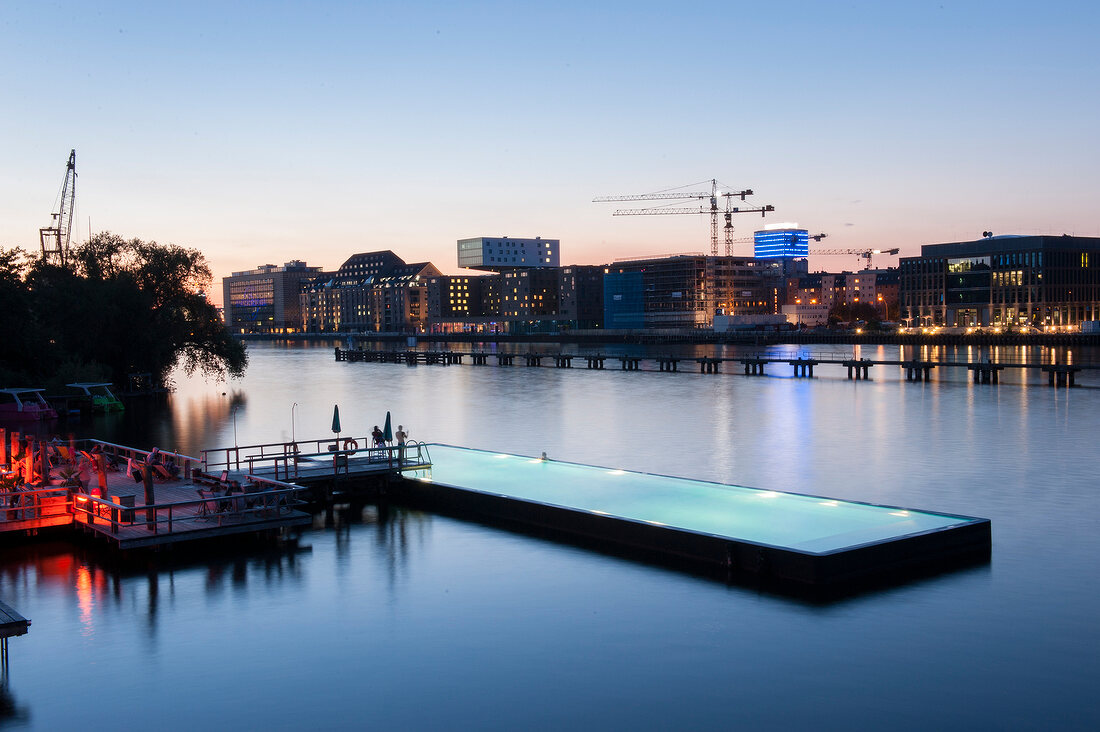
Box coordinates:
[899,235,1100,328]
[558,265,605,329]
[457,236,560,271]
[603,255,794,329]
[223,261,322,334]
[298,251,440,333]
[754,227,809,258]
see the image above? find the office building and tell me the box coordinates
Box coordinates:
[223,260,322,334]
[299,251,439,333]
[899,235,1100,328]
[457,236,560,271]
[604,255,792,329]
[754,226,809,258]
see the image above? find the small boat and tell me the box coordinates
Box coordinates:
[66,382,125,412]
[0,388,60,423]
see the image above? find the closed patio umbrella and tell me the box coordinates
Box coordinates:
[382,411,392,443]
[331,404,342,440]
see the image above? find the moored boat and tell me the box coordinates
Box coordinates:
[0,388,60,423]
[66,382,125,412]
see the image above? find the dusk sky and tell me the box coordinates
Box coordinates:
[3,1,1098,303]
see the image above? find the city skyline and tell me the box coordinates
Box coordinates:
[3,1,1098,305]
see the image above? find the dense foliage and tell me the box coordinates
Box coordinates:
[0,233,246,389]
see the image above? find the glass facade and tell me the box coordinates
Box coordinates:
[754,229,809,258]
[457,237,560,271]
[900,236,1100,328]
[603,272,645,329]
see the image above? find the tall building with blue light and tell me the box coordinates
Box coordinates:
[754,227,809,258]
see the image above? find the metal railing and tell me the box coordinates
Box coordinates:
[87,440,201,479]
[1,485,70,524]
[202,438,431,482]
[202,436,373,473]
[70,476,304,535]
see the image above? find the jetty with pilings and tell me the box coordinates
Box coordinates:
[334,347,1091,386]
[1,599,30,669]
[0,430,429,550]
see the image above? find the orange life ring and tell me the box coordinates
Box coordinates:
[343,439,358,450]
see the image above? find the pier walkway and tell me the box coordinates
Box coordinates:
[335,347,1092,386]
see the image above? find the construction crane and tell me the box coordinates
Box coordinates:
[593,179,775,256]
[811,247,900,270]
[40,149,77,268]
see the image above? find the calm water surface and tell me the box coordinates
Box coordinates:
[2,341,1098,730]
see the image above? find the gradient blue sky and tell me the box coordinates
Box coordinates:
[3,1,1098,302]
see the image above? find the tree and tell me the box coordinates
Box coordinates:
[0,248,48,384]
[8,233,246,388]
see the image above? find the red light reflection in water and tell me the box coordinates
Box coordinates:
[75,564,94,632]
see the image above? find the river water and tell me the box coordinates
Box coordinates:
[2,341,1098,730]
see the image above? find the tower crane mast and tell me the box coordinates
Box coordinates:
[40,149,77,268]
[593,179,774,256]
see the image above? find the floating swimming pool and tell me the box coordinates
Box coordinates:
[399,445,991,588]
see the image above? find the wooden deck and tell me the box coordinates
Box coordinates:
[1,439,311,549]
[1,485,73,532]
[0,438,432,550]
[71,471,310,550]
[0,600,29,640]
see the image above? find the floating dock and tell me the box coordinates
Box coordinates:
[395,445,991,589]
[0,436,430,550]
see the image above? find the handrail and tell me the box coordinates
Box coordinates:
[401,441,430,469]
[70,484,305,534]
[88,440,200,465]
[202,436,373,472]
[1,486,70,522]
[202,439,431,482]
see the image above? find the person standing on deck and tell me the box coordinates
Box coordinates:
[395,425,408,464]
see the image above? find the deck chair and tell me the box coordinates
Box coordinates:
[196,489,218,518]
[125,458,144,483]
[150,463,174,481]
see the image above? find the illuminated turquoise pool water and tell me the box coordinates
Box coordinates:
[407,445,979,554]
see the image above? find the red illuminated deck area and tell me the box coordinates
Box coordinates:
[1,439,311,549]
[0,437,429,549]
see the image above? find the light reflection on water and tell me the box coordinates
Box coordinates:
[2,340,1099,730]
